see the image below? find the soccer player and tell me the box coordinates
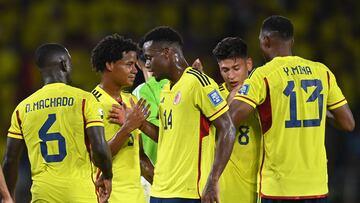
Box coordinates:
[2,43,113,203]
[132,50,169,202]
[132,50,168,165]
[138,26,236,203]
[212,37,261,203]
[229,15,355,203]
[90,34,153,203]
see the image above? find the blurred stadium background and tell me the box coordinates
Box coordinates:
[0,0,359,202]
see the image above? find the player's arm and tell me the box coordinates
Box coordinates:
[139,136,154,184]
[229,99,255,127]
[327,104,355,131]
[86,126,112,203]
[0,167,13,203]
[139,121,159,142]
[2,137,25,198]
[108,98,152,155]
[86,126,112,179]
[202,111,236,203]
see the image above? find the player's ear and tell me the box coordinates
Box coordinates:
[246,57,253,72]
[264,35,271,48]
[163,47,170,59]
[60,59,71,73]
[105,62,113,72]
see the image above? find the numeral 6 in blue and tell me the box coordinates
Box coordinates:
[39,114,67,162]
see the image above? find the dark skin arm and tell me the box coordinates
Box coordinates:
[139,136,154,184]
[86,126,112,203]
[2,138,25,198]
[139,121,159,142]
[201,111,236,203]
[327,104,355,131]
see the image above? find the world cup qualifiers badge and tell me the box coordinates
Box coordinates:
[174,91,181,105]
[239,84,250,95]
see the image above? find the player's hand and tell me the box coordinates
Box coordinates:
[109,104,126,125]
[227,84,242,104]
[201,177,220,203]
[95,175,112,203]
[192,58,204,72]
[122,98,151,130]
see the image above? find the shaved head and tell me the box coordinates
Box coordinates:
[35,43,70,68]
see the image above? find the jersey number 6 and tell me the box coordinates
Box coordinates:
[39,114,67,162]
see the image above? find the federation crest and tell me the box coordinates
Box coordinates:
[239,84,250,95]
[173,91,182,105]
[208,90,223,106]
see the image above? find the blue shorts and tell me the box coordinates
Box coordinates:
[150,197,200,203]
[261,197,328,203]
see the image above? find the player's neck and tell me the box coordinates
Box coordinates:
[100,79,122,100]
[42,73,68,85]
[169,58,188,87]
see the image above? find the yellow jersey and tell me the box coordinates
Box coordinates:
[7,83,104,202]
[91,85,145,203]
[235,56,347,198]
[218,83,262,203]
[151,67,228,199]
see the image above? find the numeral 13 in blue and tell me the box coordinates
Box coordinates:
[39,114,67,162]
[283,79,323,128]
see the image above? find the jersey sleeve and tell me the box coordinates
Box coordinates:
[7,106,24,139]
[194,77,228,121]
[84,94,104,128]
[326,70,347,110]
[233,69,266,108]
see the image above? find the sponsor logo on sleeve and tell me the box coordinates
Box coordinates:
[208,90,223,106]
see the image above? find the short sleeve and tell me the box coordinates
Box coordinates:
[233,69,266,108]
[7,107,24,139]
[194,78,228,121]
[327,71,347,110]
[84,94,104,128]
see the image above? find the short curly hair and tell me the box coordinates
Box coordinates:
[140,26,183,48]
[91,34,138,72]
[212,37,248,61]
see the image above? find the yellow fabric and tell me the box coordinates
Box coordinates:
[151,67,228,199]
[7,83,103,202]
[92,85,145,203]
[218,83,262,203]
[235,56,347,197]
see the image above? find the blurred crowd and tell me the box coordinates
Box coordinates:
[0,0,359,202]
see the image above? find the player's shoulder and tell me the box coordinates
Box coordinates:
[184,67,215,87]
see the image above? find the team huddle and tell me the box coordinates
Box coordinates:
[0,15,355,203]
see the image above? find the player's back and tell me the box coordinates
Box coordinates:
[241,56,347,197]
[14,83,99,181]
